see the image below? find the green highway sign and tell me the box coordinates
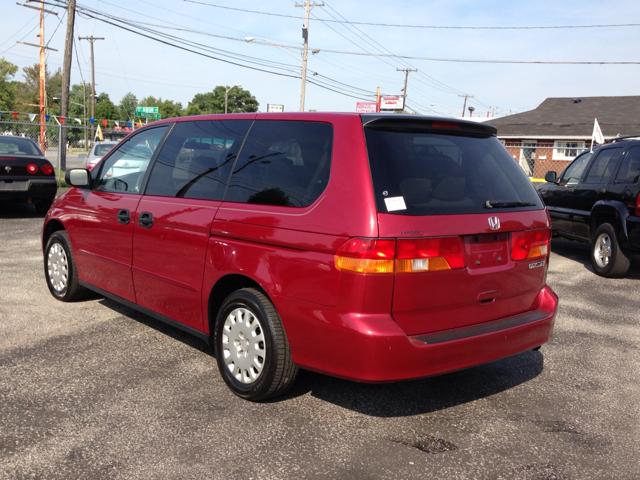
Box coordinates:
[134,111,162,119]
[135,106,158,114]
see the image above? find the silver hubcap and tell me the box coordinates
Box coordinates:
[222,307,266,384]
[594,233,612,268]
[47,242,69,292]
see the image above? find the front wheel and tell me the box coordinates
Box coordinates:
[214,288,298,401]
[44,231,87,301]
[591,223,631,278]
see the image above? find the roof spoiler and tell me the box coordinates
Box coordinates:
[360,114,497,136]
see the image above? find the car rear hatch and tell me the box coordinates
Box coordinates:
[361,116,550,336]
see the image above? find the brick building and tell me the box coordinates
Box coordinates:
[487,96,640,178]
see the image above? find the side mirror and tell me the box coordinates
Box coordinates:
[78,153,87,160]
[544,171,557,183]
[65,168,90,188]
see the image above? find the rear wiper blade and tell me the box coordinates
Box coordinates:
[484,200,536,209]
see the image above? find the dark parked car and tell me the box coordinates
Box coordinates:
[0,135,57,214]
[42,113,558,401]
[537,136,640,277]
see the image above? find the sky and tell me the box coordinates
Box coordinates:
[1,0,639,118]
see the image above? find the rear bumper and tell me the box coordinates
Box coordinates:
[277,285,558,383]
[0,178,57,202]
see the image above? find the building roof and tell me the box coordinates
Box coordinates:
[487,96,640,138]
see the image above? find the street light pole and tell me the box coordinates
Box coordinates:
[225,84,241,114]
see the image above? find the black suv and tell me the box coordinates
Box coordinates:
[537,136,640,277]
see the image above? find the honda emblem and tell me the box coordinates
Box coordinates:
[488,216,500,230]
[4,166,10,173]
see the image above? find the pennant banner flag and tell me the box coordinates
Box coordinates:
[101,119,108,128]
[45,114,50,122]
[126,122,131,128]
[591,118,605,152]
[28,113,36,122]
[12,111,18,121]
[90,118,95,126]
[95,124,104,141]
[75,118,81,125]
[114,120,119,127]
[59,117,65,124]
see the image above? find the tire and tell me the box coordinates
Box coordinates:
[35,200,52,215]
[214,288,299,401]
[44,231,87,302]
[591,223,631,278]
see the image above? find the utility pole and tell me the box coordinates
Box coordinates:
[295,0,324,112]
[459,94,474,117]
[16,1,58,149]
[78,36,104,146]
[59,0,76,170]
[397,68,417,111]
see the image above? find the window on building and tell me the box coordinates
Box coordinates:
[553,141,585,160]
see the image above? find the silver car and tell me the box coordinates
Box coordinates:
[84,141,119,171]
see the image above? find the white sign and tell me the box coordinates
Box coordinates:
[380,97,405,110]
[267,104,284,113]
[356,102,377,113]
[384,196,407,212]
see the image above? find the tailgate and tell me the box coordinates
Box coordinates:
[379,210,550,336]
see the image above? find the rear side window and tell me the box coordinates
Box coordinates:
[584,148,621,184]
[615,146,640,185]
[225,121,333,207]
[145,120,252,199]
[364,128,543,215]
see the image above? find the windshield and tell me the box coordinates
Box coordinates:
[364,128,544,215]
[0,136,43,156]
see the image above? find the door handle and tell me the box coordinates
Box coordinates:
[138,212,154,228]
[117,209,130,224]
[595,188,606,194]
[566,187,575,193]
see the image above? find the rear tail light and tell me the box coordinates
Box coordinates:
[41,163,53,175]
[510,228,551,260]
[335,238,396,274]
[27,164,38,174]
[396,237,465,272]
[335,236,466,274]
[635,192,640,217]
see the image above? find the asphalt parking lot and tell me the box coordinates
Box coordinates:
[1,202,639,480]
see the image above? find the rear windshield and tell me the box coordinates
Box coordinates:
[0,136,42,156]
[94,144,115,157]
[364,128,544,215]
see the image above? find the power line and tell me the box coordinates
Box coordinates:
[182,1,640,30]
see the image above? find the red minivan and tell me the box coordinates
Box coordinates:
[43,113,557,401]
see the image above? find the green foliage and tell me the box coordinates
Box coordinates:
[138,96,184,120]
[118,92,138,121]
[0,57,18,111]
[68,83,90,119]
[187,86,259,114]
[95,92,119,120]
[16,64,61,115]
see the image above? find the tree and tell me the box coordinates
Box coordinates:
[0,57,18,111]
[95,92,119,120]
[139,96,183,120]
[68,83,90,119]
[118,92,138,121]
[186,86,258,114]
[16,63,62,115]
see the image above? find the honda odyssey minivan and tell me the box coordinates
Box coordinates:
[43,113,558,401]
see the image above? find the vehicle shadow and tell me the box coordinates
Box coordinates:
[0,202,45,218]
[95,294,545,416]
[550,238,640,279]
[283,351,544,417]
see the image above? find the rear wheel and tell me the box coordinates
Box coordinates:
[591,223,631,278]
[44,231,87,301]
[214,288,298,401]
